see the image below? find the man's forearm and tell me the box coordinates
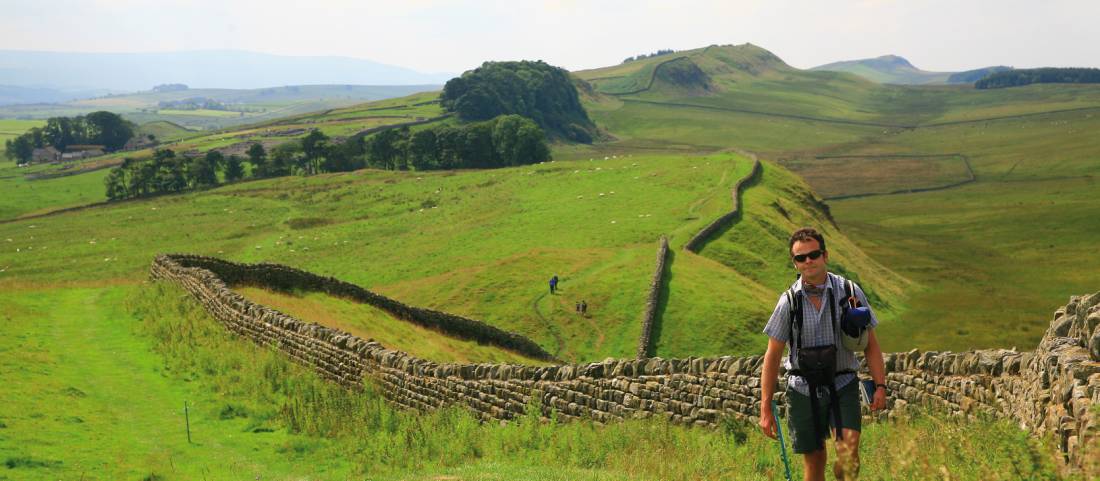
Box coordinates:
[865,333,886,385]
[761,348,781,407]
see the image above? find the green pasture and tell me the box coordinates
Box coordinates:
[134,120,196,142]
[0,163,110,220]
[783,154,972,199]
[834,175,1100,352]
[0,119,46,159]
[800,107,1100,352]
[235,286,546,364]
[589,98,884,153]
[0,152,809,362]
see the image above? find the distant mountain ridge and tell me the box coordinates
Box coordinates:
[811,55,1011,85]
[0,49,454,92]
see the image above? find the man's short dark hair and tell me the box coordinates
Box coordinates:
[789,227,826,255]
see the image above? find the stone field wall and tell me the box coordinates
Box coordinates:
[150,253,1099,468]
[636,236,668,359]
[682,155,761,253]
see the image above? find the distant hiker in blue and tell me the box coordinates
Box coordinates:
[759,227,887,481]
[549,275,558,294]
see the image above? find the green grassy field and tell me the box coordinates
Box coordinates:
[4,151,827,362]
[235,286,547,364]
[0,119,45,159]
[0,281,1073,480]
[3,42,1099,479]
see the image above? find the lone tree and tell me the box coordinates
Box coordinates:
[246,143,268,177]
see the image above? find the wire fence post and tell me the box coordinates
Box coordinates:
[185,401,192,444]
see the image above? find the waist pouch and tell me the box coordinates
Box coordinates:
[796,344,837,386]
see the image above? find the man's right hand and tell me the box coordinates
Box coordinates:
[759,407,777,439]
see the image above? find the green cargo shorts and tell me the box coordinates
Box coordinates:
[786,379,861,454]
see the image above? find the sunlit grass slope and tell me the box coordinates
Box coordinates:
[0,161,111,220]
[235,286,547,364]
[1,151,814,362]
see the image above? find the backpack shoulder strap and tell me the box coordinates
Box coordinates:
[845,279,861,307]
[786,287,803,352]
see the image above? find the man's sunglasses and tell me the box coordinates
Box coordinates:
[792,249,824,263]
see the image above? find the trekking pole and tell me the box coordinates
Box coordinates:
[771,399,793,481]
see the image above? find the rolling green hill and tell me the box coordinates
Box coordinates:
[1,151,902,361]
[811,55,952,84]
[810,55,1013,86]
[2,42,1097,479]
[572,43,1100,353]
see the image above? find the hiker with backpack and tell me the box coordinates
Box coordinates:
[759,227,887,481]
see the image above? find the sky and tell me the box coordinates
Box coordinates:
[2,0,1098,75]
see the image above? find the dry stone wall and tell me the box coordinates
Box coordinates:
[159,254,556,361]
[683,155,762,253]
[150,254,1099,468]
[636,236,668,359]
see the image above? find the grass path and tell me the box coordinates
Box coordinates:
[0,285,352,480]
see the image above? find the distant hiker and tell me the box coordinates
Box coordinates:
[549,275,559,294]
[580,300,587,315]
[576,301,582,313]
[759,227,887,481]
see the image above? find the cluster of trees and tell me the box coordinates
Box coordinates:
[104,116,551,200]
[975,68,1100,89]
[622,49,676,64]
[364,114,550,171]
[440,60,596,143]
[4,111,135,163]
[104,148,246,200]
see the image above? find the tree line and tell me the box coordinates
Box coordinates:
[440,60,597,143]
[4,111,135,164]
[104,114,550,201]
[975,68,1100,89]
[622,49,676,64]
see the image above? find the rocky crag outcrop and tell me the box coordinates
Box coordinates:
[150,254,1099,469]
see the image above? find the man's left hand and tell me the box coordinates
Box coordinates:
[871,387,887,411]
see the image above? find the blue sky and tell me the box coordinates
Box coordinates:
[2,0,1097,74]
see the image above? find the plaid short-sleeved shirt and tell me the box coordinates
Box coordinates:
[762,272,878,396]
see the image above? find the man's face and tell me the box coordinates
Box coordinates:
[791,238,828,281]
